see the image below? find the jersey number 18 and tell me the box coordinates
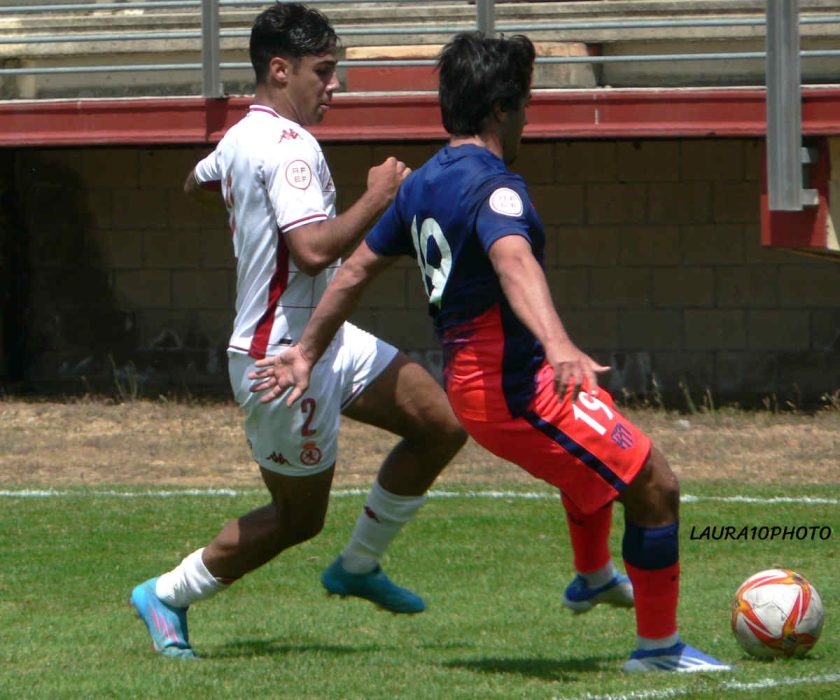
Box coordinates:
[410,216,452,308]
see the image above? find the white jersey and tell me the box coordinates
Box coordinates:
[194,105,337,358]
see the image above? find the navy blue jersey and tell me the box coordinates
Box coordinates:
[366,144,547,418]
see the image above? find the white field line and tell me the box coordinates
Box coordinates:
[0,488,837,505]
[558,671,840,700]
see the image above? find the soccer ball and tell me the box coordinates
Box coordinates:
[730,568,824,659]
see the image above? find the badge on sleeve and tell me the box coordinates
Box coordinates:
[286,160,313,190]
[489,187,524,217]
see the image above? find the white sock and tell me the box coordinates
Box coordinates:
[340,481,426,574]
[636,632,681,651]
[155,548,228,608]
[580,561,617,588]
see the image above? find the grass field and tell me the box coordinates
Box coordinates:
[1,483,837,699]
[0,399,838,699]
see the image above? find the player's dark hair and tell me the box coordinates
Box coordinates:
[250,2,338,83]
[437,32,535,136]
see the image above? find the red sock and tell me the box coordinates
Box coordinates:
[625,561,680,639]
[562,493,612,573]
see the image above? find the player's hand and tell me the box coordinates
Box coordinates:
[248,346,313,405]
[546,340,610,403]
[367,156,411,208]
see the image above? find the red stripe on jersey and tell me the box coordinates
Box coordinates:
[283,212,328,231]
[249,105,280,118]
[250,227,290,359]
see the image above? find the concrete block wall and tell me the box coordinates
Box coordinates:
[537,138,840,405]
[4,145,233,389]
[2,137,839,405]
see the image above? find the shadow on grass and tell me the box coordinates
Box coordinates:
[207,638,388,659]
[443,654,618,681]
[206,635,476,660]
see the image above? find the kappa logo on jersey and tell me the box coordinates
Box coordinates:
[278,128,300,143]
[610,423,634,449]
[267,451,287,465]
[286,160,312,189]
[300,441,322,466]
[489,187,524,217]
[363,505,381,523]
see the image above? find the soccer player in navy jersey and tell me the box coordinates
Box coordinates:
[250,32,731,672]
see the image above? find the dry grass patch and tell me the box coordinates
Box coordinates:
[1,398,837,487]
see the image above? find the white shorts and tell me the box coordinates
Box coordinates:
[228,322,398,476]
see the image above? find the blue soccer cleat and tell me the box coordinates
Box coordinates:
[130,577,197,659]
[624,642,732,672]
[321,556,425,614]
[562,573,634,614]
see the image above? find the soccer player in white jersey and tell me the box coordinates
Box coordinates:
[129,2,466,659]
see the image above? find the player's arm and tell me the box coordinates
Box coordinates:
[183,168,226,211]
[284,157,409,276]
[248,241,397,404]
[487,234,609,399]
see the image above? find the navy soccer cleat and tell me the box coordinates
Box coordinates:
[562,573,634,614]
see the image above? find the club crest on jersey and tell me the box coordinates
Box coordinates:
[610,423,634,449]
[489,187,523,217]
[300,441,322,466]
[286,160,312,189]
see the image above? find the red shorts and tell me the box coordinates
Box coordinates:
[452,362,651,514]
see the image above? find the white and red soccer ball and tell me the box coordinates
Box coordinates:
[731,568,824,659]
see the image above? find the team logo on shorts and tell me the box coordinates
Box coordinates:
[489,187,524,217]
[300,441,323,466]
[610,423,634,449]
[286,160,312,189]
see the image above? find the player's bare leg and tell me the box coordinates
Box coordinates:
[323,352,466,612]
[619,445,680,528]
[618,446,730,672]
[131,466,334,658]
[202,465,335,578]
[345,353,466,496]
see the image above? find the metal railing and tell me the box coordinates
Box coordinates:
[0,0,838,91]
[0,0,836,210]
[767,0,813,211]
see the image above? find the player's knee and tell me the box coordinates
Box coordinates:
[267,500,328,547]
[648,445,680,511]
[410,405,467,455]
[284,514,326,546]
[425,418,467,466]
[291,521,325,545]
[621,445,680,525]
[442,418,468,452]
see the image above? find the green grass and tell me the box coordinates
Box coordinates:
[0,483,838,699]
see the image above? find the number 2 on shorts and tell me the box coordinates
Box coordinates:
[301,397,317,436]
